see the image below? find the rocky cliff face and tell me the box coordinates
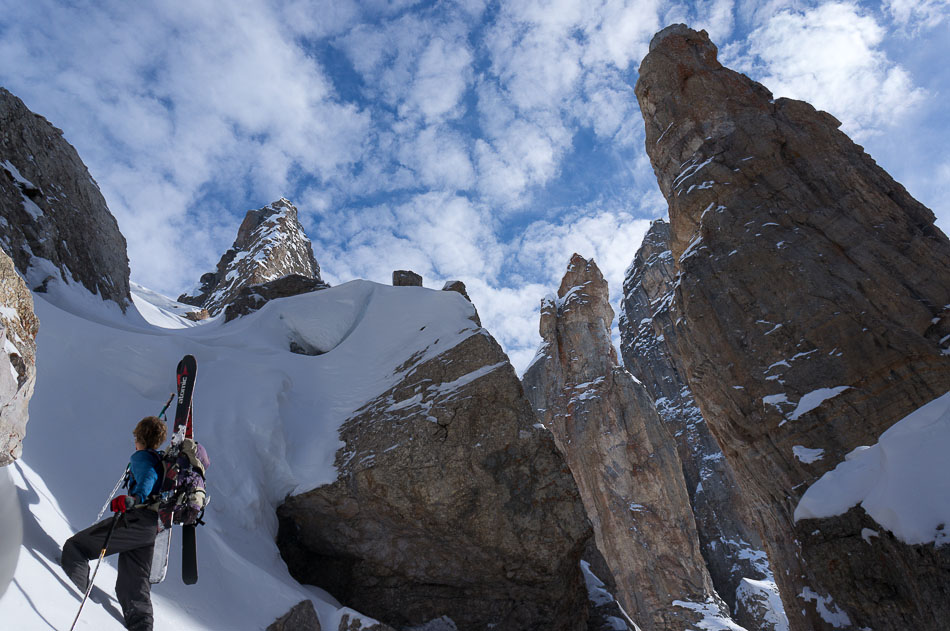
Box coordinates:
[276,307,591,631]
[180,198,326,315]
[0,87,131,309]
[621,220,786,631]
[0,248,38,466]
[636,24,950,630]
[522,254,729,631]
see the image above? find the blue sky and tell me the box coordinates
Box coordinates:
[1,0,948,371]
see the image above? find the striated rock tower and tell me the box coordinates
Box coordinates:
[622,220,787,630]
[523,254,730,630]
[636,24,950,630]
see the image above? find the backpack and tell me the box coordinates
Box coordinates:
[146,438,211,528]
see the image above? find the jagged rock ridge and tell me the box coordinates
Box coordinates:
[621,220,787,631]
[277,298,592,631]
[523,254,729,630]
[636,24,950,630]
[180,198,326,316]
[0,248,38,466]
[0,87,131,309]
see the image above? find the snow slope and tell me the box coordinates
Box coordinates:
[0,278,482,630]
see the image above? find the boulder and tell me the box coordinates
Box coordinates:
[0,248,38,466]
[441,281,480,326]
[0,87,131,309]
[635,24,950,630]
[522,254,729,630]
[183,309,210,322]
[277,325,591,630]
[267,600,321,631]
[180,198,324,315]
[392,270,422,286]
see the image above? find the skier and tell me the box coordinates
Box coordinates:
[61,416,166,631]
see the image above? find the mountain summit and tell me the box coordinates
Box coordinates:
[179,198,326,316]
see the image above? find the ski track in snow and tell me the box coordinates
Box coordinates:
[0,279,482,629]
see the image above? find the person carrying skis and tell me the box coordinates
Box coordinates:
[61,416,166,631]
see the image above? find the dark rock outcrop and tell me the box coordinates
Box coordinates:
[337,613,396,631]
[523,254,729,630]
[0,248,38,466]
[392,270,422,286]
[0,87,131,309]
[224,274,329,323]
[621,220,786,631]
[636,24,950,630]
[267,600,321,631]
[277,320,591,630]
[441,281,480,326]
[180,198,325,315]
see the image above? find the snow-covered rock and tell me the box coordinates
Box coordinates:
[179,198,326,316]
[277,282,591,630]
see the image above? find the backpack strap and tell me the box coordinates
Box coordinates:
[136,449,167,510]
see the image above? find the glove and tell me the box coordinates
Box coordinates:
[110,495,135,513]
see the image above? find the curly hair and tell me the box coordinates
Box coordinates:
[133,416,167,450]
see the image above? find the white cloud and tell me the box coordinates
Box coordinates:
[727,2,927,140]
[884,0,950,32]
[403,36,473,122]
[397,126,476,191]
[315,192,501,285]
[692,0,736,43]
[0,0,372,294]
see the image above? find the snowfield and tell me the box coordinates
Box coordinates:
[0,279,481,630]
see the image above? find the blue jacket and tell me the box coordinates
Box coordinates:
[128,450,161,501]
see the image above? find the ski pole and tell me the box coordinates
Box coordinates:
[94,468,128,523]
[94,394,174,522]
[69,512,121,631]
[158,392,174,420]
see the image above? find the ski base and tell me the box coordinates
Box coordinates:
[149,526,172,584]
[182,524,197,584]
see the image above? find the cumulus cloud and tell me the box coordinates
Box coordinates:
[315,192,502,285]
[724,2,927,140]
[884,0,950,32]
[0,0,371,293]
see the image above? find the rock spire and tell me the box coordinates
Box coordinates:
[636,24,950,630]
[523,253,731,630]
[622,220,787,630]
[179,198,326,316]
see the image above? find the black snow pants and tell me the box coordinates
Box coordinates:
[61,508,158,631]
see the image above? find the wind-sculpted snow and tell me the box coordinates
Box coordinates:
[795,391,950,546]
[0,278,484,629]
